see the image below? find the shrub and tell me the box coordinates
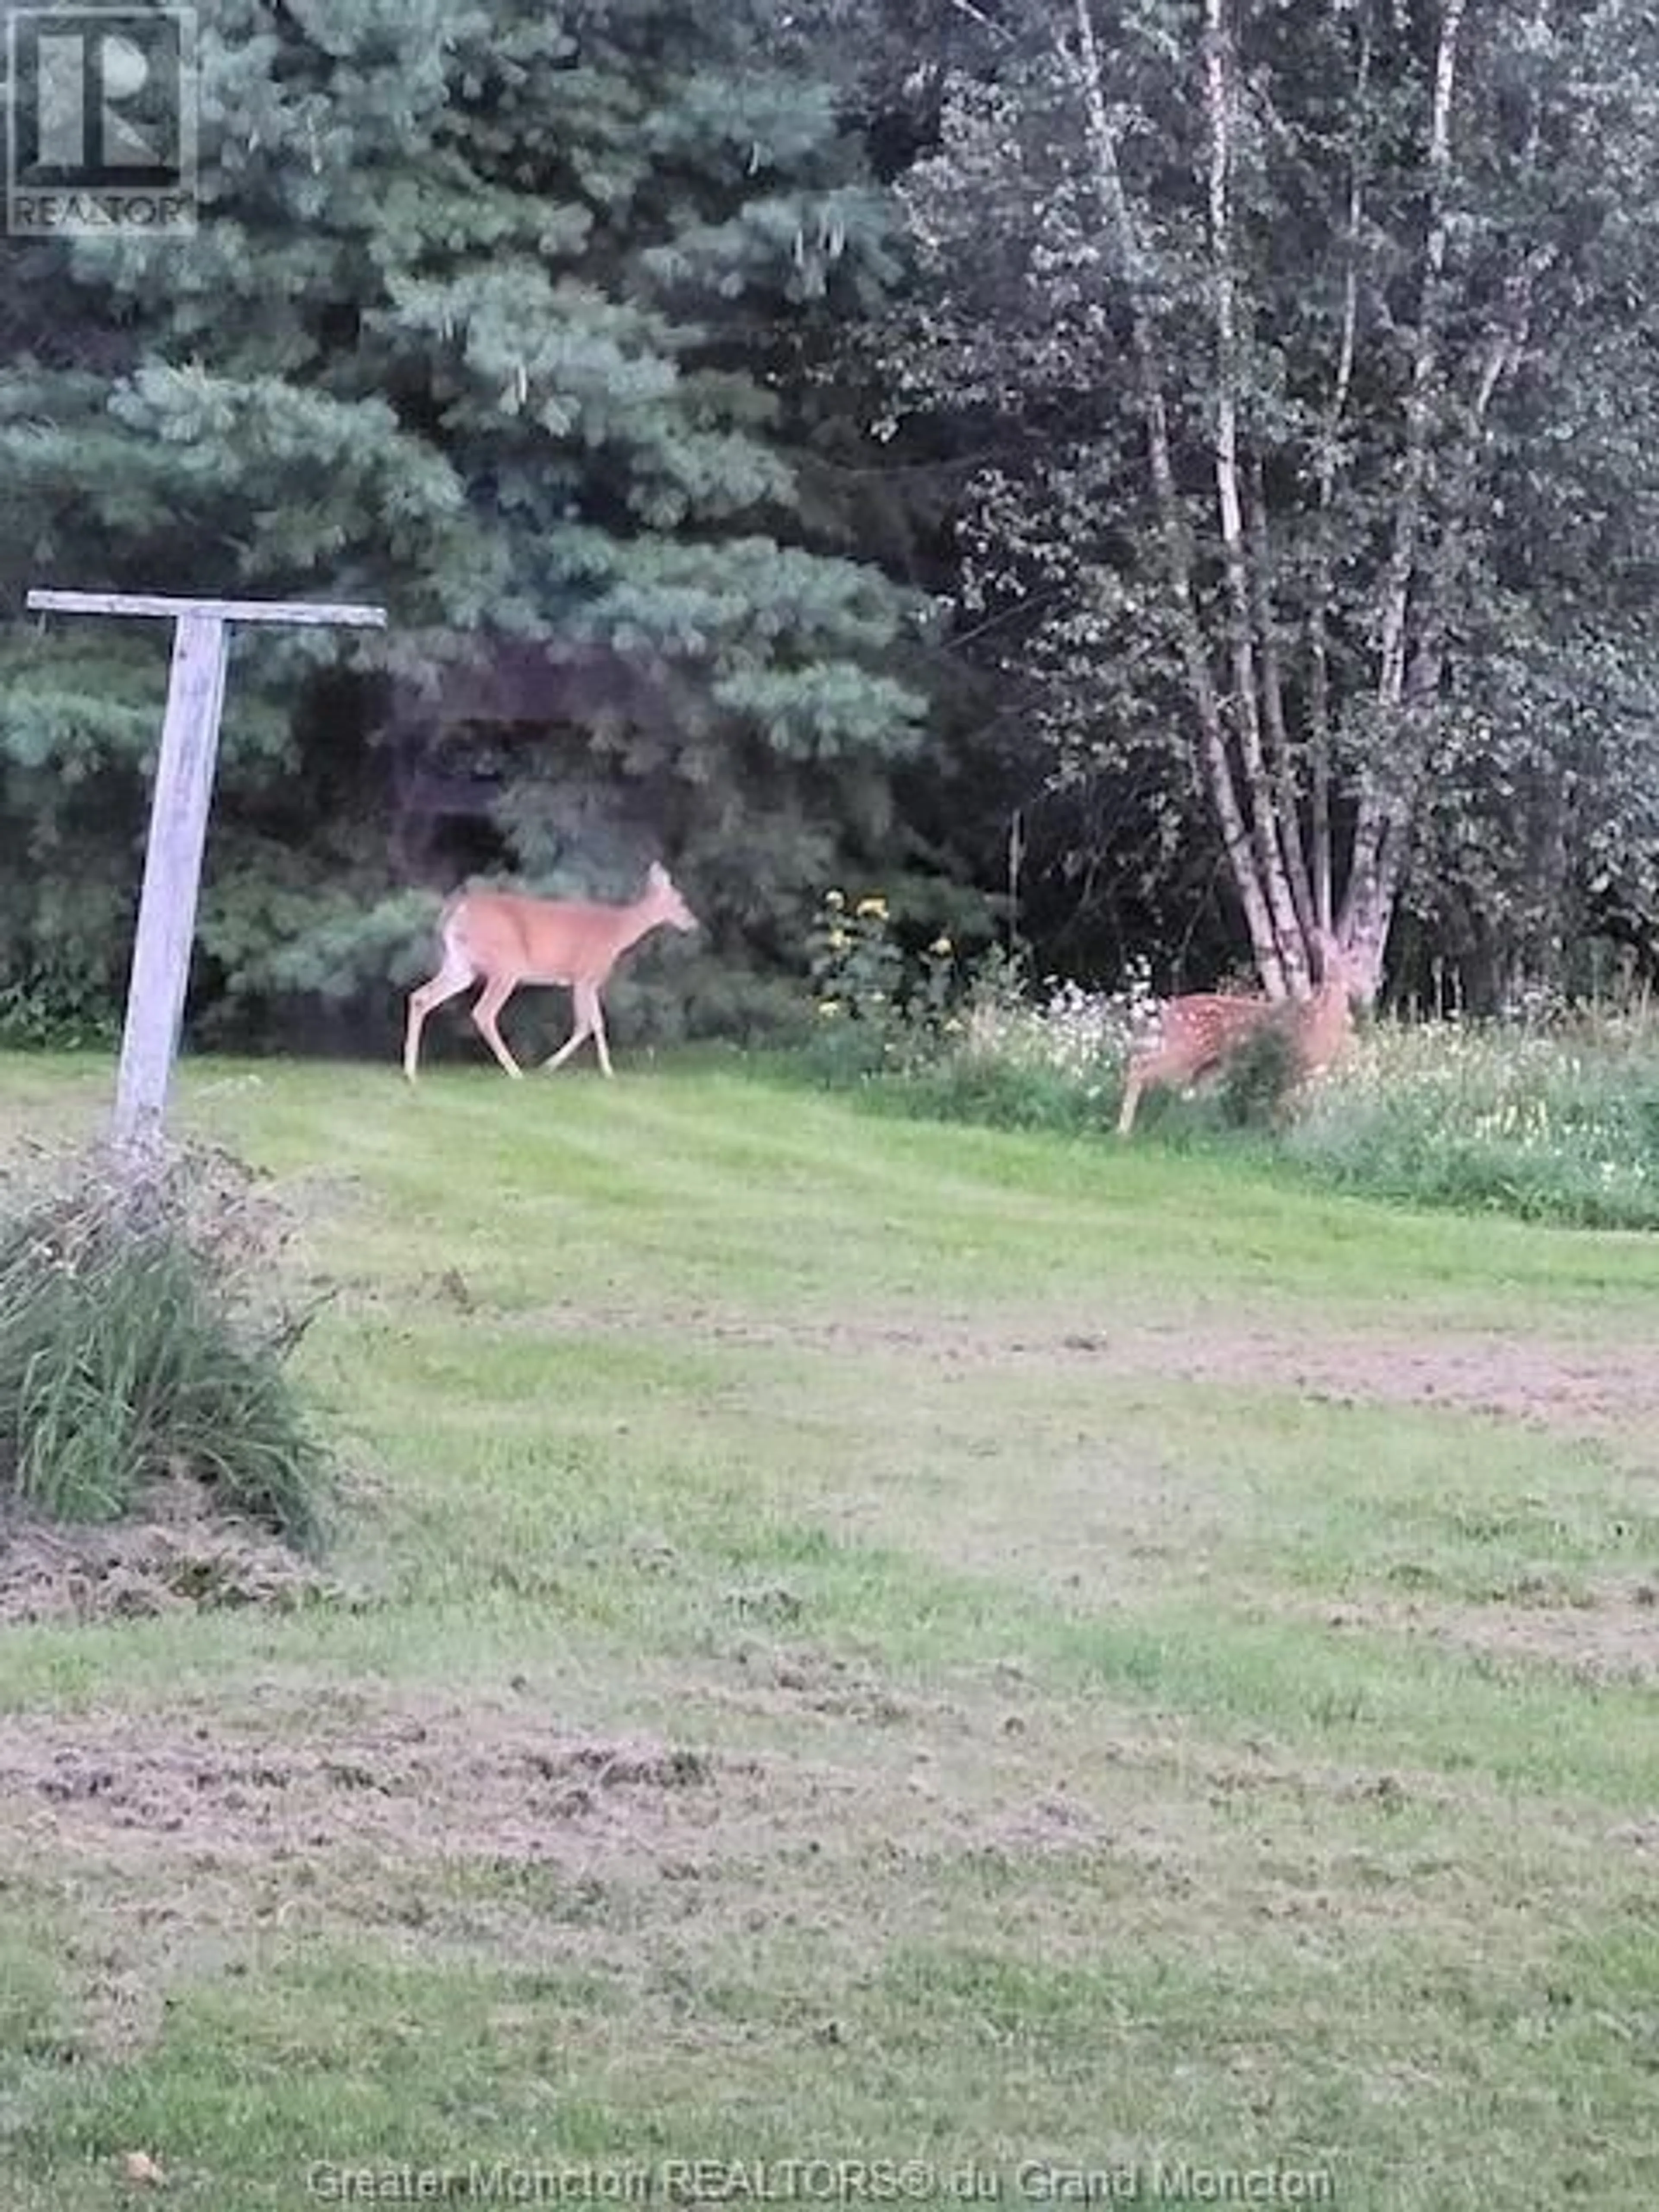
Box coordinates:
[938,962,1150,1119]
[802,889,963,1081]
[790,902,1659,1231]
[1285,1014,1659,1229]
[1216,1017,1309,1130]
[798,927,1659,1230]
[0,1140,335,1545]
[0,973,122,1053]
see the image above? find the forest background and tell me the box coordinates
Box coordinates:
[4,0,1658,1055]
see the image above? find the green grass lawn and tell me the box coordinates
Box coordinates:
[2,1051,1657,2209]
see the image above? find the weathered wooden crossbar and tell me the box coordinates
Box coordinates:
[27,591,386,626]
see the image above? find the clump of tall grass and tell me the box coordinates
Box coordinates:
[931,988,1659,1225]
[794,892,1659,1229]
[869,970,1151,1134]
[1285,1014,1659,1229]
[0,1139,335,1545]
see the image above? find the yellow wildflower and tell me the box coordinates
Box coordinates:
[856,895,887,920]
[824,888,845,909]
[931,935,953,957]
[817,999,842,1019]
[827,928,849,950]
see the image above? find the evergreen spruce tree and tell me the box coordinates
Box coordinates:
[0,0,924,1048]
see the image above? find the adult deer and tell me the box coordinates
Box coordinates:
[403,862,698,1082]
[1116,941,1356,1139]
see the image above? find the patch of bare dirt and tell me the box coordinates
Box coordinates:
[507,1299,1659,1436]
[725,1640,931,1727]
[1322,1581,1659,1686]
[917,1315,1659,1433]
[0,1701,763,1880]
[10,1679,1643,2075]
[0,1680,1215,1926]
[1118,1324,1659,1435]
[0,1697,759,2059]
[0,1478,365,1626]
[0,1690,1192,2059]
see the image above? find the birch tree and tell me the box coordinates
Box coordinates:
[882,0,1659,1000]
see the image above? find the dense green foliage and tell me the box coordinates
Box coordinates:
[800,927,1659,1230]
[0,0,938,1049]
[1285,1016,1659,1228]
[865,0,1659,1003]
[3,0,1659,1046]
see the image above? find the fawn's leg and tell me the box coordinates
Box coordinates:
[1117,1062,1146,1139]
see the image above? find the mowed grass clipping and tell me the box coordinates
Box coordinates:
[0,1051,1657,2211]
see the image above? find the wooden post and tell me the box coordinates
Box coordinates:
[114,611,230,1156]
[24,589,387,1161]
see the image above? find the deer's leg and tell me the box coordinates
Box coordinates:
[1117,1061,1146,1140]
[583,985,614,1079]
[470,974,525,1078]
[1119,1045,1198,1136]
[404,955,476,1083]
[541,986,594,1074]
